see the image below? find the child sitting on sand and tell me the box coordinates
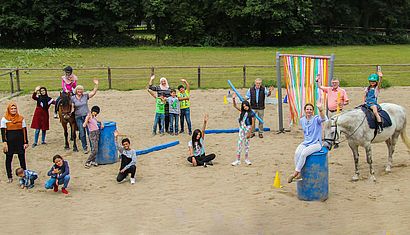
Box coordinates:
[187,114,216,167]
[16,168,38,189]
[114,130,137,184]
[45,155,70,194]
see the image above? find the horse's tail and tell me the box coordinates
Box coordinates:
[401,119,410,150]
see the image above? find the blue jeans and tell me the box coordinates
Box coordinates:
[45,175,70,189]
[75,116,90,150]
[180,108,192,134]
[169,113,179,134]
[153,113,165,134]
[33,129,46,144]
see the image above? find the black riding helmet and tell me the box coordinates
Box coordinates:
[91,106,100,114]
[63,66,73,74]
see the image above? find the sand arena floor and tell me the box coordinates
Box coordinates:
[0,87,409,234]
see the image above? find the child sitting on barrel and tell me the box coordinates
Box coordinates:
[288,101,327,183]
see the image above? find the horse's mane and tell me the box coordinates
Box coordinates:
[60,93,71,107]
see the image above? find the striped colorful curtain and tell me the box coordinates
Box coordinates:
[283,56,329,125]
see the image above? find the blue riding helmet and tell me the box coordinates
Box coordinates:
[368,74,379,82]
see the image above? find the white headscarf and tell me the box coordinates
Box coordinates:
[159,77,169,90]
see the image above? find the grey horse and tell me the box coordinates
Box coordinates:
[324,103,410,181]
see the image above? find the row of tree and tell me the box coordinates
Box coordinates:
[1,0,409,47]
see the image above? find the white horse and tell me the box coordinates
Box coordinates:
[324,103,410,181]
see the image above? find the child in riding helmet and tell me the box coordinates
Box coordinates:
[54,66,77,118]
[83,106,104,168]
[364,72,383,133]
[31,86,55,147]
[231,93,255,166]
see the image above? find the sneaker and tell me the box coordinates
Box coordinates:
[83,149,90,154]
[53,184,58,192]
[152,132,156,136]
[160,133,165,136]
[258,133,264,138]
[179,131,185,134]
[53,113,58,119]
[188,131,192,136]
[61,188,69,194]
[41,142,47,145]
[251,133,256,138]
[231,159,241,166]
[244,159,252,165]
[207,160,213,166]
[174,132,179,136]
[130,178,136,184]
[32,143,37,148]
[27,184,34,189]
[91,161,98,167]
[7,178,13,183]
[170,132,174,136]
[84,162,91,169]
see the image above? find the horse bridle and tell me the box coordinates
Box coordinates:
[323,112,367,150]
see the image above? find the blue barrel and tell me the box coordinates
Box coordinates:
[296,147,328,201]
[96,121,118,164]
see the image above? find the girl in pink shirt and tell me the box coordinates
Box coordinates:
[83,106,104,168]
[54,66,78,118]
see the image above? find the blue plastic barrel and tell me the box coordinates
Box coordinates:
[96,121,118,164]
[296,147,328,201]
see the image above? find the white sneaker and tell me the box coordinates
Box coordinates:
[130,178,136,184]
[244,159,252,165]
[53,113,58,119]
[231,159,241,166]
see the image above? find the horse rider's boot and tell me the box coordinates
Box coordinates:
[377,122,383,134]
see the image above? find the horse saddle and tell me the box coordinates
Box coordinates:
[360,105,392,129]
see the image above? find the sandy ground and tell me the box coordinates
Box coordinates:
[0,87,409,235]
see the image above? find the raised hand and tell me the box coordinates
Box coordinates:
[150,75,155,81]
[181,79,187,83]
[93,79,99,85]
[114,130,119,137]
[204,113,209,123]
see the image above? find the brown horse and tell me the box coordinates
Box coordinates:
[58,92,78,152]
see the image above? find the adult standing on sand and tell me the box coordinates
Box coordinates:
[245,78,273,138]
[316,76,349,116]
[71,79,99,154]
[149,75,172,133]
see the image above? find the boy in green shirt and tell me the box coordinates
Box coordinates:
[177,79,192,135]
[148,90,166,136]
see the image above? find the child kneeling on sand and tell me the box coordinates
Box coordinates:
[114,130,137,184]
[16,168,38,189]
[45,155,70,194]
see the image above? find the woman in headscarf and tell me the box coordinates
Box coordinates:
[149,75,171,133]
[1,102,28,183]
[31,86,55,147]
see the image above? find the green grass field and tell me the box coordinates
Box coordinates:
[0,45,409,92]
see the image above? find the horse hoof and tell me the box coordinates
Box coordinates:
[369,175,377,182]
[385,165,392,173]
[351,174,360,181]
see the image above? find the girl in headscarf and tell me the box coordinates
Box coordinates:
[149,75,172,133]
[1,102,28,183]
[31,86,55,147]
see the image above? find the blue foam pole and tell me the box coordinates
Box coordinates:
[135,140,180,155]
[205,127,270,134]
[227,80,264,124]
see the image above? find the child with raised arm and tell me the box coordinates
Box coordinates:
[31,86,55,147]
[364,71,383,133]
[114,130,137,184]
[45,155,70,194]
[187,114,216,167]
[231,93,255,166]
[83,106,104,168]
[16,168,38,189]
[177,79,192,135]
[148,89,166,136]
